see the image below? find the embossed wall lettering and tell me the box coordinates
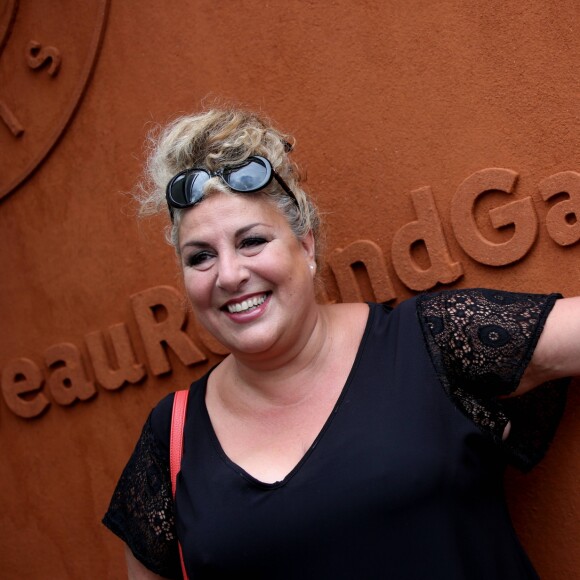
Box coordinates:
[131,286,207,375]
[538,171,580,247]
[328,240,396,302]
[0,285,212,419]
[327,168,578,295]
[26,40,61,76]
[391,186,463,290]
[192,317,230,356]
[0,100,24,137]
[450,168,538,266]
[1,358,50,418]
[45,343,96,406]
[1,168,579,421]
[85,323,145,390]
[0,0,109,200]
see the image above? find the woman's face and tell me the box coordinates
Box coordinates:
[178,191,317,358]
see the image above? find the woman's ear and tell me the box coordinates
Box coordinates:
[300,230,316,262]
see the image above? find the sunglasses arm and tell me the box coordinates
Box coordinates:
[273,173,299,206]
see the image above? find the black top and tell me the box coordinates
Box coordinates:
[103,289,568,579]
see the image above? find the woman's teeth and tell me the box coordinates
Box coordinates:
[227,294,267,314]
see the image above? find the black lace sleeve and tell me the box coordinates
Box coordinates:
[417,288,569,472]
[102,413,182,579]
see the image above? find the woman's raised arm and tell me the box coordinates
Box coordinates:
[519,296,580,393]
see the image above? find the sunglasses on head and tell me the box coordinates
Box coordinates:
[165,155,297,221]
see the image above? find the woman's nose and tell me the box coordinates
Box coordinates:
[216,253,249,292]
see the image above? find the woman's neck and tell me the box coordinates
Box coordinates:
[212,303,338,411]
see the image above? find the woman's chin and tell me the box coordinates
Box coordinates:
[218,326,288,359]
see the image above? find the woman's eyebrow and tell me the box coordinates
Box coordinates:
[180,223,272,251]
[235,222,270,237]
[181,240,210,250]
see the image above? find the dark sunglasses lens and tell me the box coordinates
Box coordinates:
[184,171,210,205]
[168,173,188,205]
[170,171,210,206]
[227,159,269,192]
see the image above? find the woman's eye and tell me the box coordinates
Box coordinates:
[240,237,267,250]
[185,251,214,268]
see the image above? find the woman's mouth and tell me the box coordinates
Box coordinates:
[225,293,269,314]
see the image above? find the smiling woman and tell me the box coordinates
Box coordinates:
[102,106,580,580]
[178,193,317,359]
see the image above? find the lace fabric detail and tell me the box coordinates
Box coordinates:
[103,414,181,579]
[417,288,568,471]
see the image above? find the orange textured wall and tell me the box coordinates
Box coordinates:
[1,1,579,578]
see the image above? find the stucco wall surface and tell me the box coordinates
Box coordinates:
[1,1,579,578]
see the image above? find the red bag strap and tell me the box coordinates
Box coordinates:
[170,389,189,580]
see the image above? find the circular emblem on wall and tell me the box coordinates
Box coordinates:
[0,0,109,201]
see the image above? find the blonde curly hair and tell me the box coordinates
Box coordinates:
[137,107,321,262]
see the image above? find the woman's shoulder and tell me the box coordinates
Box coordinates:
[323,301,370,318]
[149,372,210,451]
[324,301,370,335]
[148,392,176,453]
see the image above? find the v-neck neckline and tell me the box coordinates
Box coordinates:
[199,303,376,490]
